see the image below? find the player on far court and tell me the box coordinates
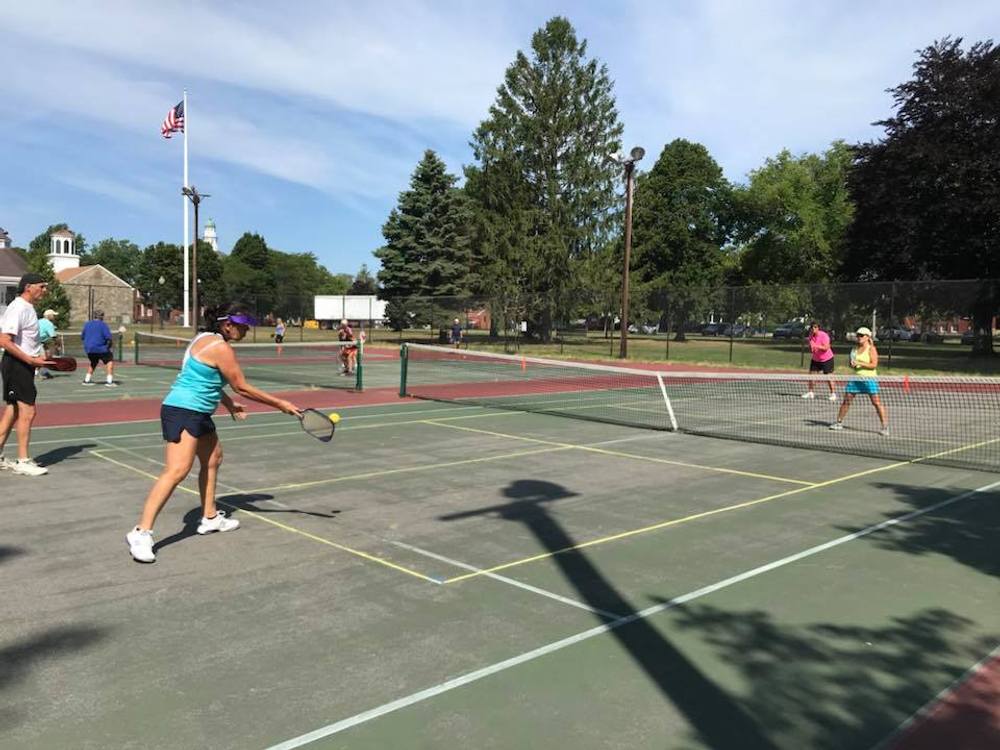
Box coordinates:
[830,326,888,436]
[81,310,117,387]
[450,318,463,349]
[125,303,302,563]
[802,321,837,401]
[337,318,358,376]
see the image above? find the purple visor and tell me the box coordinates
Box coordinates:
[218,313,257,327]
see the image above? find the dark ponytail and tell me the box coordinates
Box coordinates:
[204,302,253,333]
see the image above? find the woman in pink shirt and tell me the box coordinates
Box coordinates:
[802,321,838,401]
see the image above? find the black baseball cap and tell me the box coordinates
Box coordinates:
[17,273,46,293]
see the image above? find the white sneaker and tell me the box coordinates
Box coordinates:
[829,422,844,431]
[104,381,118,388]
[126,527,156,563]
[828,393,838,402]
[82,380,95,386]
[801,392,815,399]
[10,458,48,476]
[0,454,10,471]
[879,428,890,437]
[197,510,240,535]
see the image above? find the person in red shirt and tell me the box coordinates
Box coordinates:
[802,321,838,402]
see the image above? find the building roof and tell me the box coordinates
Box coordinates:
[0,247,28,279]
[56,264,133,288]
[51,228,75,238]
[0,228,10,239]
[55,267,89,282]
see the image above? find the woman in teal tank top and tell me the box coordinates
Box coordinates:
[125,303,302,564]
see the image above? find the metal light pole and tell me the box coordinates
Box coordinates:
[614,147,645,358]
[157,276,165,329]
[182,186,210,329]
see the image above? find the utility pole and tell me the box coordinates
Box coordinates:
[182,186,210,329]
[613,147,645,358]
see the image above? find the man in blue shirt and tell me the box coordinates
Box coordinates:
[81,310,117,387]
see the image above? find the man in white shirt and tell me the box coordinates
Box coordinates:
[0,273,54,476]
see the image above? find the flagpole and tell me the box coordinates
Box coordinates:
[182,89,190,327]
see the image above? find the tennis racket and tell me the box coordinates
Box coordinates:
[298,408,339,442]
[50,356,77,372]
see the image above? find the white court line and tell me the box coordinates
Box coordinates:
[391,541,623,620]
[263,477,1000,750]
[869,641,1000,750]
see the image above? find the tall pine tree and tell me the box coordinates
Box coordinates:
[376,150,472,299]
[466,17,623,340]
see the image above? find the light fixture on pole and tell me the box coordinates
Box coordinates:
[611,146,645,358]
[181,186,210,329]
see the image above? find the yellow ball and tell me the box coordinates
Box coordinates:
[328,413,341,424]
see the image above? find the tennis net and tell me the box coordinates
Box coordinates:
[134,332,363,391]
[400,343,1000,472]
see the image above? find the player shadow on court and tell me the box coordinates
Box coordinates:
[0,624,111,731]
[34,443,97,467]
[152,494,340,554]
[835,482,1000,580]
[440,478,779,750]
[0,545,26,565]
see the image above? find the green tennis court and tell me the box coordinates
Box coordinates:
[2,388,998,749]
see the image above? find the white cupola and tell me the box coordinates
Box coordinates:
[49,228,80,273]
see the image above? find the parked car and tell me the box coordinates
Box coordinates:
[641,323,659,335]
[918,330,945,344]
[879,325,917,341]
[702,322,728,336]
[961,329,976,344]
[772,321,808,339]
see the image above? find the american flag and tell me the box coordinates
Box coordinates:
[161,101,184,139]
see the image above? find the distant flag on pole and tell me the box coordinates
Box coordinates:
[161,101,185,139]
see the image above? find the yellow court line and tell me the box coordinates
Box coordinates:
[88,449,442,584]
[443,435,1000,584]
[244,445,574,493]
[420,420,815,487]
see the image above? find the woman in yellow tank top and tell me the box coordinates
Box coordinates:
[830,326,889,435]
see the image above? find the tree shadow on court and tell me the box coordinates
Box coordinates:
[834,482,1000,580]
[441,478,779,750]
[0,546,26,565]
[661,602,998,750]
[35,443,97,467]
[0,624,111,731]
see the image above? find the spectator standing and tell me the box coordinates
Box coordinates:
[450,318,463,349]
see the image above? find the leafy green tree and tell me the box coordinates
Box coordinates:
[845,38,1000,353]
[376,150,472,302]
[630,139,731,338]
[732,141,854,285]
[136,242,184,317]
[466,17,623,340]
[320,273,352,295]
[268,250,346,319]
[80,238,142,285]
[227,232,274,313]
[194,240,225,311]
[25,224,79,324]
[349,263,377,295]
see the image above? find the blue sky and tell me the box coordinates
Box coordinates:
[2,1,996,276]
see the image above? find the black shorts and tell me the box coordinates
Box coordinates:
[1,354,36,406]
[274,334,284,344]
[809,358,835,374]
[160,404,217,443]
[87,351,113,367]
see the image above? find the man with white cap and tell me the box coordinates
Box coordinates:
[830,326,888,435]
[37,309,58,379]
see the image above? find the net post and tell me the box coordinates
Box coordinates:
[355,338,364,392]
[656,373,679,431]
[399,343,409,397]
[133,334,140,364]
